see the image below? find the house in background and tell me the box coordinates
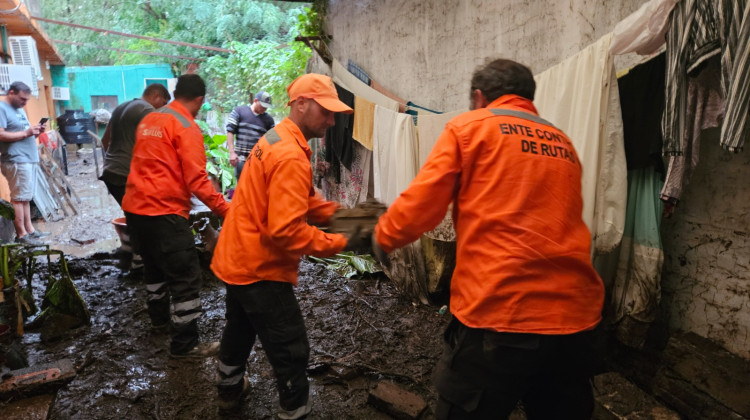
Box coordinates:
[0,0,63,127]
[0,0,64,206]
[50,63,176,116]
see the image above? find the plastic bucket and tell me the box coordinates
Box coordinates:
[111,217,128,243]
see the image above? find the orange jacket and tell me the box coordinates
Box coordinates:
[211,117,347,286]
[122,101,229,219]
[375,95,604,335]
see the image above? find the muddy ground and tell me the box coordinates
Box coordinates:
[5,147,451,419]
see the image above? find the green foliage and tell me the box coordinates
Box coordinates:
[203,132,235,193]
[309,252,383,279]
[200,35,311,115]
[40,0,315,117]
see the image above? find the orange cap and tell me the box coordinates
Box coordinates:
[286,73,354,114]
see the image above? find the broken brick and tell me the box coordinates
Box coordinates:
[368,380,427,419]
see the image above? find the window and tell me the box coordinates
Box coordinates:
[91,95,118,111]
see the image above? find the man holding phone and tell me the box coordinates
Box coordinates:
[0,81,49,245]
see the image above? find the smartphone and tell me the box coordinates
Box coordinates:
[39,117,49,125]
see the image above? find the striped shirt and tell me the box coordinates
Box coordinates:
[225,105,275,156]
[719,0,749,152]
[663,0,750,154]
[662,0,721,155]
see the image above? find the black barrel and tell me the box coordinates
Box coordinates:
[56,109,95,144]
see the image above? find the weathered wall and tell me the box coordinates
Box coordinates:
[661,130,750,359]
[324,0,750,359]
[326,0,646,111]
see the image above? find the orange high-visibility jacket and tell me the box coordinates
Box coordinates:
[122,101,229,219]
[211,117,347,286]
[375,95,604,335]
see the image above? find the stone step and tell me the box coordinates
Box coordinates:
[594,372,680,420]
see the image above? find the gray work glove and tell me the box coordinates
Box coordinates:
[342,225,370,253]
[371,234,388,265]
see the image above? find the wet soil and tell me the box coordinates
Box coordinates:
[5,146,450,419]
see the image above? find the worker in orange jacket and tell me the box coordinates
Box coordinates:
[373,59,605,419]
[123,74,229,358]
[211,73,352,417]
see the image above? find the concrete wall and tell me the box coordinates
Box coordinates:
[661,130,750,359]
[324,0,750,359]
[326,0,646,111]
[53,63,174,113]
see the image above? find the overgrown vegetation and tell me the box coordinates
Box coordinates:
[41,0,329,190]
[40,0,326,117]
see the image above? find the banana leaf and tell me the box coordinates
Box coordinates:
[309,252,382,279]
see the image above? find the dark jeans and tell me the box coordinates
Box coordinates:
[217,281,310,410]
[101,171,128,206]
[434,318,597,420]
[125,212,203,354]
[234,155,246,180]
[103,179,126,206]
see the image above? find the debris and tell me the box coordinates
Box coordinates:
[72,236,96,245]
[367,381,427,419]
[0,359,76,401]
[0,394,56,420]
[438,305,448,315]
[594,372,680,420]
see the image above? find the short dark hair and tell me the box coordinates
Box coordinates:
[143,83,170,101]
[173,74,205,100]
[8,81,31,94]
[470,59,535,102]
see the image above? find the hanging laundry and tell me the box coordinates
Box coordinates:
[662,0,722,155]
[325,83,355,175]
[372,105,418,205]
[610,0,680,55]
[416,110,463,169]
[618,53,666,172]
[352,96,376,150]
[337,142,372,208]
[609,167,665,349]
[331,59,400,112]
[534,33,627,254]
[719,0,750,152]
[661,56,725,206]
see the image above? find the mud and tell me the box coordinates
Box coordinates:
[4,147,450,419]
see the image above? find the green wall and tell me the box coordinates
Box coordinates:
[51,63,174,114]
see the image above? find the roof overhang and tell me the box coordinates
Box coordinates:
[0,0,64,65]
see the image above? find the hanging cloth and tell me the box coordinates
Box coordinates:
[416,110,464,169]
[609,167,665,348]
[337,142,372,208]
[352,96,376,150]
[610,0,680,55]
[618,53,666,172]
[534,33,627,254]
[661,56,725,205]
[331,59,400,112]
[372,105,418,205]
[662,0,722,155]
[324,83,355,175]
[719,0,750,152]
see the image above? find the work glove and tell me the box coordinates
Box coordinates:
[371,234,388,265]
[342,225,371,253]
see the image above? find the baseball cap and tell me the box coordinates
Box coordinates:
[286,73,353,114]
[255,91,272,109]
